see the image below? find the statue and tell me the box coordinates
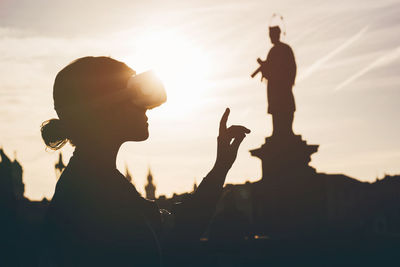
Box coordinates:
[252,25,297,137]
[250,19,318,179]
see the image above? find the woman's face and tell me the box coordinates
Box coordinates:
[100,101,149,143]
[124,104,149,141]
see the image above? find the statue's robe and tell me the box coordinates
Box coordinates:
[261,42,297,115]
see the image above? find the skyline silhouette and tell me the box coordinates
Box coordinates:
[2,137,400,266]
[1,0,399,200]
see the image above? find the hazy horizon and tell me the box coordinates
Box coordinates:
[1,0,399,200]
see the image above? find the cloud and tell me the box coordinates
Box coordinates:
[334,46,400,91]
[298,25,369,82]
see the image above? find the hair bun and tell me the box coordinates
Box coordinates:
[41,119,68,150]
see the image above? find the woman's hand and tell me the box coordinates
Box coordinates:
[214,108,250,171]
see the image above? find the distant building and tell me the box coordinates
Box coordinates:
[145,168,156,200]
[0,149,25,200]
[125,164,133,183]
[0,148,17,209]
[54,153,66,179]
[193,179,198,192]
[11,153,25,200]
[207,173,400,240]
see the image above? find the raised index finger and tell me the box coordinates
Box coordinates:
[219,108,230,134]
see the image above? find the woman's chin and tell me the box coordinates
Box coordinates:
[130,130,149,141]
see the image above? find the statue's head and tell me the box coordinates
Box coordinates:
[269,26,281,44]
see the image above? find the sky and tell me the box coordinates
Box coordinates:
[0,0,399,200]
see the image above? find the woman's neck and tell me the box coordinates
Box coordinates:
[73,141,122,170]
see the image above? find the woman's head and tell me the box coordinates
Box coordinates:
[41,56,149,150]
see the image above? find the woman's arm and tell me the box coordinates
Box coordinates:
[167,108,250,242]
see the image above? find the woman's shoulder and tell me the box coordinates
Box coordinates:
[52,161,91,195]
[115,170,160,211]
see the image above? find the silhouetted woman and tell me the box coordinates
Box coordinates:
[41,57,250,266]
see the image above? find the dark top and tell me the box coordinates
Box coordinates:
[45,153,225,266]
[261,42,297,114]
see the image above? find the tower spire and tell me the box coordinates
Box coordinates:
[193,178,198,192]
[145,166,156,200]
[55,153,66,179]
[125,163,133,183]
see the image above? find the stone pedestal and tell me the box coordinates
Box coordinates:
[250,134,319,179]
[250,135,320,238]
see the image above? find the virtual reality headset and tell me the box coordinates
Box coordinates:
[126,70,167,109]
[89,70,167,110]
[55,70,167,116]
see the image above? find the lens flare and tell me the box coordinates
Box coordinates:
[125,30,212,118]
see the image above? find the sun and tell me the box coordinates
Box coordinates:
[124,29,212,118]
